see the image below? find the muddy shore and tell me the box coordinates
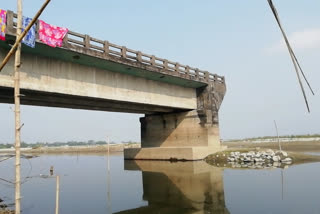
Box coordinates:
[0,143,140,154]
[206,141,320,167]
[223,140,320,152]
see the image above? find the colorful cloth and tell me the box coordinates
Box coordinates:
[22,16,36,48]
[0,9,6,41]
[39,20,68,47]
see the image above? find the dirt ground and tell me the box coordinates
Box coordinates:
[0,143,141,154]
[223,140,320,152]
[205,141,320,166]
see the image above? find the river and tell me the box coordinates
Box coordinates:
[0,153,319,214]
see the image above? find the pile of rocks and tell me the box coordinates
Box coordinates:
[227,149,292,168]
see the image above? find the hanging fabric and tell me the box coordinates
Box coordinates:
[0,9,6,41]
[39,20,68,47]
[22,16,36,48]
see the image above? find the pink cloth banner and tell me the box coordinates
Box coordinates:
[39,20,68,47]
[0,9,6,41]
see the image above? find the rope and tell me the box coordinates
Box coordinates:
[267,0,314,112]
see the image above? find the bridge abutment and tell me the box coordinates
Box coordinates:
[124,81,226,160]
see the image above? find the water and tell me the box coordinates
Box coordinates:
[0,153,320,214]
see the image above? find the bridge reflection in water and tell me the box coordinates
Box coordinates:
[116,161,230,214]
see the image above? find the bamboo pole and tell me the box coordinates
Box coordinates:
[0,0,51,72]
[107,137,110,171]
[55,176,60,214]
[106,137,112,214]
[11,2,51,214]
[14,0,22,213]
[274,120,282,151]
[267,0,312,113]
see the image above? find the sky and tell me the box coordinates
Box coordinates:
[0,0,319,143]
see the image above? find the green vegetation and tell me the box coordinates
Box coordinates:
[0,140,140,149]
[225,134,320,142]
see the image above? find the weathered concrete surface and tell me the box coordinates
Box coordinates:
[0,47,197,113]
[140,111,220,147]
[124,110,226,160]
[116,161,230,214]
[124,146,226,161]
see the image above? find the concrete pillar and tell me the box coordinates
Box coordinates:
[124,111,226,160]
[124,79,227,161]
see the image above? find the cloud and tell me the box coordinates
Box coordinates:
[266,28,320,53]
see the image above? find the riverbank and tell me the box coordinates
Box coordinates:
[0,143,140,154]
[205,147,320,168]
[223,140,320,152]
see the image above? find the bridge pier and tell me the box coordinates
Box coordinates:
[124,81,226,160]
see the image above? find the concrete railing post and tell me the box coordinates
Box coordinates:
[104,41,109,57]
[185,66,190,75]
[175,63,180,74]
[121,46,127,58]
[6,10,14,34]
[62,31,68,46]
[136,52,142,62]
[205,72,210,82]
[84,35,90,49]
[163,60,168,70]
[195,69,200,81]
[150,55,156,66]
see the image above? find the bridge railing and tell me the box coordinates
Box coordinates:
[6,10,225,85]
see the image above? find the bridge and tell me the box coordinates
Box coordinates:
[0,10,226,160]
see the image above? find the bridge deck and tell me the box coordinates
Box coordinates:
[2,10,225,88]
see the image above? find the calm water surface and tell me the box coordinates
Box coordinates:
[0,153,320,214]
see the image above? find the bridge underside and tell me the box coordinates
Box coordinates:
[0,86,183,114]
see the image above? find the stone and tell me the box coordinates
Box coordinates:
[241,153,247,157]
[228,158,235,162]
[272,156,280,162]
[280,151,288,157]
[281,157,292,164]
[254,158,263,163]
[244,157,252,163]
[266,149,275,156]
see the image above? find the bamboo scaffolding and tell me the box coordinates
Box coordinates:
[8,1,51,214]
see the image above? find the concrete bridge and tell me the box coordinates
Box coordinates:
[0,10,226,160]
